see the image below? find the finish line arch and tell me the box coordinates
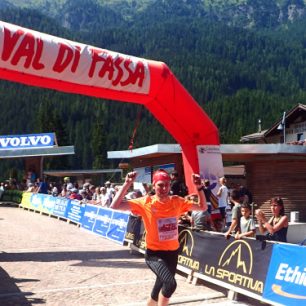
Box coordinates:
[0,21,220,190]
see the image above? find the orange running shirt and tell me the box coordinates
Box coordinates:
[128,195,193,251]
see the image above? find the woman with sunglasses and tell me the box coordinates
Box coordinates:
[255,197,288,242]
[111,169,207,306]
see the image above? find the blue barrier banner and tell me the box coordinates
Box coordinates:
[53,197,69,218]
[41,195,56,215]
[0,133,55,149]
[81,204,99,231]
[263,244,306,305]
[65,200,85,223]
[93,207,113,237]
[30,193,44,211]
[107,210,129,243]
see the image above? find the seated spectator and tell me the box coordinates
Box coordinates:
[235,203,256,239]
[255,197,288,242]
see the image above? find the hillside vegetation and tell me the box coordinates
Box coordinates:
[1,0,306,178]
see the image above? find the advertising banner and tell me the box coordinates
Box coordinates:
[81,204,99,231]
[106,210,130,243]
[40,194,56,215]
[20,192,32,209]
[30,193,44,211]
[65,200,85,224]
[53,197,69,218]
[197,145,224,193]
[263,244,306,305]
[92,207,113,237]
[178,229,273,297]
[0,133,55,149]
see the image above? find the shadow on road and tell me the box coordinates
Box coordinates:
[0,249,146,269]
[0,266,45,305]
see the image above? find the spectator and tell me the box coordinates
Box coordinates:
[186,194,212,231]
[69,188,82,200]
[26,183,35,193]
[235,203,256,239]
[105,181,115,202]
[92,187,101,204]
[225,201,233,230]
[100,187,112,207]
[224,189,241,239]
[60,184,68,198]
[239,185,253,204]
[36,177,48,194]
[217,177,229,230]
[255,197,288,242]
[170,170,188,197]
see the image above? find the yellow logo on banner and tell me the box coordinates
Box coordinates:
[218,240,253,274]
[204,239,263,293]
[179,229,194,256]
[272,284,306,299]
[178,229,199,271]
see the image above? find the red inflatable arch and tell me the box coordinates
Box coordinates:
[0,21,219,190]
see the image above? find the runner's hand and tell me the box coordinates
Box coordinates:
[192,174,202,186]
[125,171,137,184]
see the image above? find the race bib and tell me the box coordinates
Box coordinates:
[157,217,178,241]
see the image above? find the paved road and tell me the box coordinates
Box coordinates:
[0,205,260,306]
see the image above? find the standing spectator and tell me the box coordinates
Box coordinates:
[170,170,188,197]
[239,185,253,204]
[225,202,233,230]
[36,177,48,194]
[60,184,68,198]
[255,197,288,242]
[100,187,112,207]
[224,189,241,239]
[217,177,229,230]
[235,203,256,239]
[105,181,115,202]
[0,182,4,200]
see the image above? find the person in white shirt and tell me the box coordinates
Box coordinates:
[217,177,229,229]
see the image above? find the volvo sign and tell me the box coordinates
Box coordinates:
[0,133,55,149]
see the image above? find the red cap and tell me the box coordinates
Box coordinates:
[152,170,171,185]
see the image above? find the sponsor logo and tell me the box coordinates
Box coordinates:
[205,240,263,293]
[0,133,54,149]
[178,229,199,271]
[271,263,306,300]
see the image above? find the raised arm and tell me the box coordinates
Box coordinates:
[191,174,207,212]
[110,171,137,211]
[256,209,288,235]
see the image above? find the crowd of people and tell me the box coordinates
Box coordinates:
[2,169,289,306]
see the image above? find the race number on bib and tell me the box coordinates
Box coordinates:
[157,217,178,241]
